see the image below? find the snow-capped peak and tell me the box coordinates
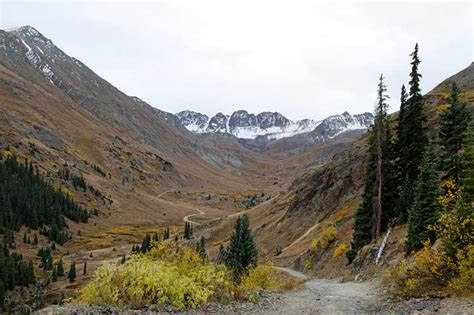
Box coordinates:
[175,110,373,141]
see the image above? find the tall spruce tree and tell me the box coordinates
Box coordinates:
[373,74,390,237]
[347,75,394,263]
[395,85,408,218]
[396,43,428,222]
[439,83,471,182]
[224,214,258,283]
[406,143,440,251]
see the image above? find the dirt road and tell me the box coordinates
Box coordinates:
[183,209,205,225]
[198,277,378,314]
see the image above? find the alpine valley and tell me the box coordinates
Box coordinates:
[0,24,473,314]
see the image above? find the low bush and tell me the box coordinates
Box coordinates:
[310,226,337,253]
[80,239,290,309]
[387,182,473,297]
[80,240,232,309]
[237,265,277,300]
[333,243,348,257]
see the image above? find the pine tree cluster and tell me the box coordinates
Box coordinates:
[0,156,89,232]
[0,155,90,306]
[0,243,35,308]
[132,233,160,253]
[348,44,472,262]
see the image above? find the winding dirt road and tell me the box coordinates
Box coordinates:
[183,209,205,225]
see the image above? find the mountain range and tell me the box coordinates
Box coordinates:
[175,110,374,141]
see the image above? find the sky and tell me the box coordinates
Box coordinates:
[0,1,472,121]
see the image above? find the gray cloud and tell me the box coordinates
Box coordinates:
[1,1,472,120]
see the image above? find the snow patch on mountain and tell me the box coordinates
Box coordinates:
[175,110,372,140]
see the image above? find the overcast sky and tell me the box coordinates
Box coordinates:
[0,1,472,120]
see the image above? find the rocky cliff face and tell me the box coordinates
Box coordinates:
[176,109,373,141]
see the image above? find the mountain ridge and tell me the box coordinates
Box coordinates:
[176,109,374,140]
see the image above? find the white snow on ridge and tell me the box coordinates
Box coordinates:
[177,110,373,141]
[41,64,54,84]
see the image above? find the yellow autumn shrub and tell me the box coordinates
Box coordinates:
[80,239,233,309]
[333,243,348,257]
[237,265,278,301]
[80,239,290,309]
[310,226,337,253]
[304,256,314,270]
[388,182,474,297]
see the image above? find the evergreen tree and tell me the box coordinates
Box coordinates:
[33,234,38,246]
[68,262,76,283]
[394,85,408,220]
[461,124,474,202]
[198,236,207,260]
[373,74,390,238]
[439,82,471,182]
[347,74,395,263]
[396,43,428,221]
[184,222,192,240]
[83,261,87,275]
[0,280,5,309]
[57,259,64,276]
[224,214,258,283]
[140,234,151,252]
[163,227,170,240]
[406,143,440,251]
[52,266,58,282]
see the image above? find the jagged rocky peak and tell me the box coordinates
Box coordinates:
[353,112,374,127]
[308,111,374,142]
[207,112,229,133]
[175,109,373,140]
[6,25,66,62]
[297,118,318,129]
[1,25,92,90]
[257,112,292,129]
[176,110,210,132]
[229,110,258,129]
